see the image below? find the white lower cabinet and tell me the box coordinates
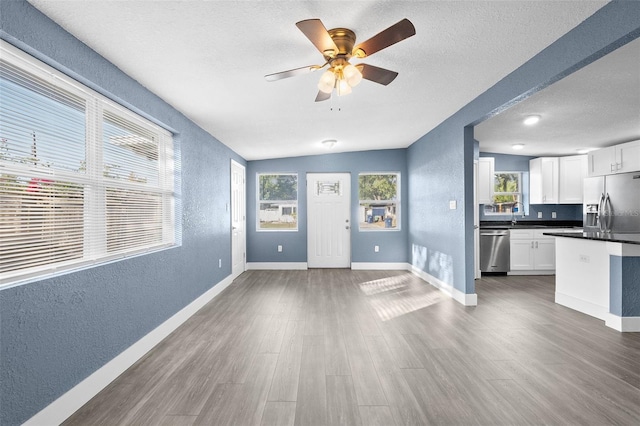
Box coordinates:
[509,229,566,274]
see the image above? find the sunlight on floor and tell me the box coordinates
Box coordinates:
[359,274,443,321]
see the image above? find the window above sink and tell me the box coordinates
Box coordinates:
[483,171,526,216]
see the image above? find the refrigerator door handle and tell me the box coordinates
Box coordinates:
[598,193,606,231]
[604,193,612,233]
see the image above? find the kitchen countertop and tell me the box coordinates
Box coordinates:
[480,220,582,230]
[543,231,640,245]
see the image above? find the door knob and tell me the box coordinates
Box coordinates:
[346,226,350,230]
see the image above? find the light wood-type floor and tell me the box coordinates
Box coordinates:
[64,270,640,425]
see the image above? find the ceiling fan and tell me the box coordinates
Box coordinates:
[265,18,416,102]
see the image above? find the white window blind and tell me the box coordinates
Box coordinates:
[0,41,174,286]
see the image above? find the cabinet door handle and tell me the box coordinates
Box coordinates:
[617,162,622,170]
[535,241,539,249]
[611,163,616,172]
[531,241,534,248]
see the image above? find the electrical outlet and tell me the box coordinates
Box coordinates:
[579,254,590,263]
[218,259,222,268]
[277,245,283,252]
[449,200,457,210]
[552,211,557,219]
[537,212,543,219]
[374,245,380,253]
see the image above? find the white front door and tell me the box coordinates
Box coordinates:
[307,173,351,268]
[231,160,246,279]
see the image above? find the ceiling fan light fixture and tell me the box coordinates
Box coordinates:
[318,69,336,93]
[343,64,363,87]
[337,79,352,96]
[268,18,415,102]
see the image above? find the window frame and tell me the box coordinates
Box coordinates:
[358,172,401,231]
[0,40,175,287]
[484,171,524,215]
[256,172,298,232]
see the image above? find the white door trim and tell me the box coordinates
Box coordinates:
[231,160,246,279]
[474,160,481,279]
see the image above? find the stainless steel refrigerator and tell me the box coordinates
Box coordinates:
[583,172,640,233]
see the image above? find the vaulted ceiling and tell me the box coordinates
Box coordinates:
[28,1,612,160]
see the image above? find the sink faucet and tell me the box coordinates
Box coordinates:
[511,201,525,226]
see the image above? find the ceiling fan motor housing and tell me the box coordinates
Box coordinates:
[326,28,357,60]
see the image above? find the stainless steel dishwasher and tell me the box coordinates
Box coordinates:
[480,229,510,273]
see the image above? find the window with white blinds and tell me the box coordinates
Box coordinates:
[0,41,175,286]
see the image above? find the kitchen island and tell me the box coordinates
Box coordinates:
[544,231,640,332]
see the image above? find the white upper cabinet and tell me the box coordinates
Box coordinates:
[588,146,615,176]
[530,157,559,204]
[559,155,587,204]
[477,157,494,204]
[616,140,640,173]
[588,140,640,176]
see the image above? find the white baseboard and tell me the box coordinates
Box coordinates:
[508,270,554,276]
[351,262,409,270]
[24,274,235,426]
[246,262,308,270]
[605,314,640,332]
[410,265,477,306]
[555,291,609,321]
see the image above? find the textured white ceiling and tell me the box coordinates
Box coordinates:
[27,1,608,160]
[476,36,640,157]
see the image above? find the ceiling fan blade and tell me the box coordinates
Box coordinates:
[265,65,318,82]
[315,90,331,102]
[352,19,416,58]
[296,19,339,57]
[359,64,398,86]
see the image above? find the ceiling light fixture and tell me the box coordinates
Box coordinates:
[322,139,337,148]
[523,115,541,126]
[576,148,593,154]
[318,59,363,97]
[512,144,525,150]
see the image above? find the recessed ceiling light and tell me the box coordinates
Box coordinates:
[512,144,525,150]
[523,115,541,126]
[322,139,337,148]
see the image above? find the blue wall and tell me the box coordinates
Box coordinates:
[0,1,245,424]
[482,152,535,171]
[408,1,640,296]
[1,0,640,424]
[478,152,583,221]
[246,149,408,264]
[609,255,640,317]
